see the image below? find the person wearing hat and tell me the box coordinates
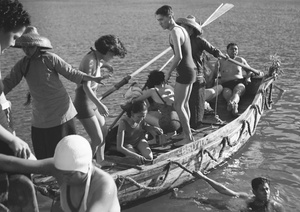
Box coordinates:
[74,35,127,167]
[0,135,121,212]
[2,26,108,160]
[155,5,196,146]
[176,15,225,129]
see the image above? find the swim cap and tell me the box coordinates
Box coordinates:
[54,135,92,174]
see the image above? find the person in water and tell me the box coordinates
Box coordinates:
[3,26,107,159]
[215,43,253,116]
[176,15,225,128]
[0,1,39,211]
[132,70,180,135]
[155,5,196,146]
[193,171,285,212]
[117,101,163,164]
[73,35,127,166]
[0,135,121,212]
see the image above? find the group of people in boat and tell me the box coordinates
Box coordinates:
[0,1,283,211]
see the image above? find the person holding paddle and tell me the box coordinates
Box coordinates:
[215,43,253,116]
[73,35,127,166]
[176,15,225,128]
[155,5,196,146]
[193,171,285,212]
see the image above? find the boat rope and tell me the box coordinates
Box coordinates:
[116,163,172,191]
[265,83,274,110]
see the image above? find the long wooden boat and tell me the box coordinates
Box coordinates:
[33,58,282,208]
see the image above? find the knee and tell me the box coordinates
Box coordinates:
[222,88,232,100]
[217,85,223,95]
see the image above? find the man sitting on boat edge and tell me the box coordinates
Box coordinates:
[193,171,285,212]
[215,43,254,116]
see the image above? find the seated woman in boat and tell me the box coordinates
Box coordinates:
[116,101,163,164]
[214,43,253,116]
[132,70,180,135]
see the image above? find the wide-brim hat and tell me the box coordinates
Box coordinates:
[176,15,203,35]
[14,26,53,49]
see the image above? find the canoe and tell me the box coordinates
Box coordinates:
[33,59,282,208]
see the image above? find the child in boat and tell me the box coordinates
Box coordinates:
[132,70,180,135]
[73,35,127,166]
[2,26,106,159]
[116,101,163,164]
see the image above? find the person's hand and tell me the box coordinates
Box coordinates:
[97,104,109,117]
[136,155,145,165]
[103,64,114,74]
[95,74,112,85]
[217,50,226,59]
[153,126,163,135]
[164,71,171,83]
[8,137,31,159]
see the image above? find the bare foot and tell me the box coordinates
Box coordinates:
[231,102,239,116]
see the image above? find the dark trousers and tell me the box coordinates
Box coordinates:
[189,78,206,129]
[31,118,76,159]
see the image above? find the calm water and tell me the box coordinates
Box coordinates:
[1,0,299,211]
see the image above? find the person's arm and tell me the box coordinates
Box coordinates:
[88,170,120,212]
[81,58,109,116]
[0,125,31,159]
[198,37,225,59]
[165,28,183,82]
[116,120,144,161]
[193,171,249,198]
[132,89,153,102]
[0,154,55,176]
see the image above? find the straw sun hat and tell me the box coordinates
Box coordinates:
[176,15,203,35]
[14,26,53,49]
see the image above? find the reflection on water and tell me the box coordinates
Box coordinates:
[1,0,300,211]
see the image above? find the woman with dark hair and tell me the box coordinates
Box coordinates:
[133,70,180,134]
[74,35,127,166]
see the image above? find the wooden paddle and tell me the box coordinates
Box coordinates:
[99,47,171,100]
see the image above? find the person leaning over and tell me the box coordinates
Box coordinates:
[0,135,121,212]
[176,15,225,129]
[193,171,285,212]
[2,26,107,159]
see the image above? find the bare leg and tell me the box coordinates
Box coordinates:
[230,84,246,115]
[174,82,194,146]
[205,85,223,102]
[137,139,153,160]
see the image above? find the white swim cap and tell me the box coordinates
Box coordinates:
[54,135,92,173]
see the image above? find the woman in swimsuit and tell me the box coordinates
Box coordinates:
[155,5,197,146]
[133,70,180,134]
[116,101,163,164]
[73,35,127,166]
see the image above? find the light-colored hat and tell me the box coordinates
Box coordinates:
[54,135,92,174]
[176,15,203,35]
[14,26,53,49]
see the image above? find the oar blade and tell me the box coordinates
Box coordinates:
[201,3,234,28]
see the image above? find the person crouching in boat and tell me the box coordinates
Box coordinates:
[73,35,127,167]
[132,70,180,137]
[215,43,253,116]
[2,26,106,159]
[0,135,121,212]
[117,101,163,164]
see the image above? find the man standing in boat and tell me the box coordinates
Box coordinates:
[215,43,252,116]
[193,171,285,212]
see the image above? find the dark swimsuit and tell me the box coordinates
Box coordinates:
[170,26,196,84]
[222,79,245,90]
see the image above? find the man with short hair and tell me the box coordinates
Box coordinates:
[215,43,252,116]
[193,171,285,212]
